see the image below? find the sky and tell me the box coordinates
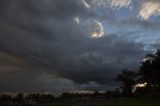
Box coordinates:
[0,0,160,93]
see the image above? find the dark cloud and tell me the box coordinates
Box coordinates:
[0,0,154,93]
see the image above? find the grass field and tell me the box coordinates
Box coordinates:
[35,94,160,106]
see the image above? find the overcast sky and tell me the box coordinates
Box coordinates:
[0,0,160,93]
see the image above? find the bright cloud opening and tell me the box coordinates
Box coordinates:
[139,1,160,20]
[132,82,148,92]
[81,0,132,9]
[81,19,105,38]
[91,20,104,38]
[73,17,80,24]
[135,82,148,88]
[110,0,132,8]
[81,0,91,8]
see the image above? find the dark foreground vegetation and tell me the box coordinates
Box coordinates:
[1,49,160,106]
[1,92,160,106]
[36,93,160,106]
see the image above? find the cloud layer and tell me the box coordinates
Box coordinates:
[0,0,160,93]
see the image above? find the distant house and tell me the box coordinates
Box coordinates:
[24,99,37,105]
[72,96,91,102]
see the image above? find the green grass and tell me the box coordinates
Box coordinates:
[35,93,160,106]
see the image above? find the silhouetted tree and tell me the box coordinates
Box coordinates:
[0,94,12,105]
[139,49,160,91]
[14,93,24,104]
[116,68,137,96]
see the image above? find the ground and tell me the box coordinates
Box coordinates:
[35,93,160,106]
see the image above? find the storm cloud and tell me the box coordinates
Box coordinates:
[0,0,160,93]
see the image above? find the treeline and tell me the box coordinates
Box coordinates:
[0,90,122,106]
[116,49,160,96]
[0,93,55,106]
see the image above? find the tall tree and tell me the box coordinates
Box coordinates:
[0,95,12,103]
[139,49,160,91]
[116,68,137,96]
[16,93,24,102]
